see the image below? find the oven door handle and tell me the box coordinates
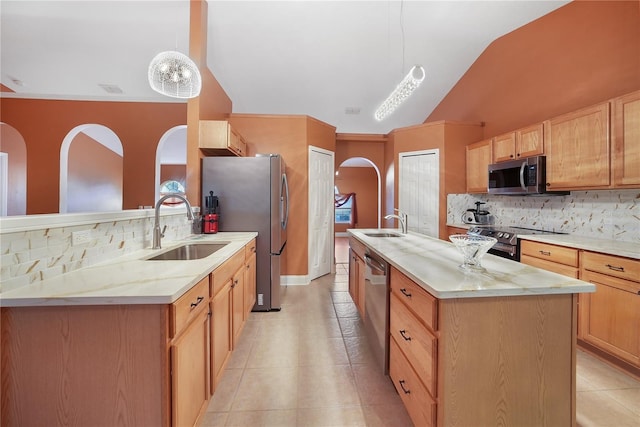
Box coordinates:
[519,161,527,191]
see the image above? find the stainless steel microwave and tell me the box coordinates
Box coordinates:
[488,156,568,195]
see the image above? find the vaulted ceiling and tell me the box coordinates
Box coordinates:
[0,1,568,134]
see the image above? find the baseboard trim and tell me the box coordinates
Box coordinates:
[281,275,310,286]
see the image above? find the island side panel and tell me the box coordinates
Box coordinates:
[437,294,576,427]
[1,305,170,427]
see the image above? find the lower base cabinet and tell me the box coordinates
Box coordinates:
[388,267,577,427]
[171,307,210,427]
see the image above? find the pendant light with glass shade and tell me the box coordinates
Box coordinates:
[148,50,202,99]
[374,0,424,121]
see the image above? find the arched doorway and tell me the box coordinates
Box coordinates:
[60,124,123,213]
[334,157,381,264]
[335,156,381,233]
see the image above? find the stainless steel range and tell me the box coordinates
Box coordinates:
[467,226,564,262]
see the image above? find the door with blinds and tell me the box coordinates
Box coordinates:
[398,149,439,238]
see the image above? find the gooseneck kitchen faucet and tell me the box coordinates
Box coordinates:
[384,209,408,234]
[153,194,194,249]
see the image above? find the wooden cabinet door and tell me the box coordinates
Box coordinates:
[466,139,492,193]
[492,132,516,163]
[612,90,640,187]
[244,251,257,316]
[211,282,231,390]
[231,267,245,346]
[516,123,544,158]
[580,270,640,366]
[171,307,210,427]
[545,102,610,189]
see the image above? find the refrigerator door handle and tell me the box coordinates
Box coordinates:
[281,173,289,230]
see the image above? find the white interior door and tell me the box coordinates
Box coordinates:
[308,146,334,281]
[399,150,439,237]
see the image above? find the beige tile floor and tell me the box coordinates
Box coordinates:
[201,238,640,426]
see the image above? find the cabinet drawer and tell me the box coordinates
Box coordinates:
[171,276,210,338]
[245,239,257,258]
[390,338,437,427]
[583,251,640,283]
[390,293,438,397]
[390,267,437,331]
[521,254,579,278]
[212,249,245,296]
[520,240,578,267]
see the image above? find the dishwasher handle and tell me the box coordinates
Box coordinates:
[364,254,387,273]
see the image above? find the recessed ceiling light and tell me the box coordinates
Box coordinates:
[98,84,123,94]
[8,75,26,87]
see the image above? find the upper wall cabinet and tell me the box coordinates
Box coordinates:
[545,102,610,190]
[612,90,640,187]
[491,132,516,163]
[466,139,492,193]
[199,120,247,157]
[492,124,544,163]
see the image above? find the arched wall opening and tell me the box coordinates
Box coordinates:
[334,156,381,235]
[155,125,187,207]
[60,124,123,213]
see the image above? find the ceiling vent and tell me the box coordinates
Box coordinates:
[98,84,123,94]
[345,107,361,115]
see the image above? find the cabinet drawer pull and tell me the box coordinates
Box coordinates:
[539,250,551,256]
[190,296,204,309]
[399,330,412,341]
[399,380,411,394]
[606,264,625,272]
[400,288,412,298]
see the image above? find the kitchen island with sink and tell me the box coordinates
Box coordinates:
[348,229,595,427]
[1,232,257,427]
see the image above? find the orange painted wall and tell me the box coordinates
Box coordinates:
[228,114,336,277]
[426,1,640,138]
[0,98,187,214]
[334,167,378,233]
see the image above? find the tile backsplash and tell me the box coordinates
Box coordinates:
[448,190,639,243]
[0,211,194,293]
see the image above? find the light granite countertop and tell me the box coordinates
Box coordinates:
[0,232,257,307]
[447,222,639,260]
[348,229,595,299]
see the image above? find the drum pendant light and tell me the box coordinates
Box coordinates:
[148,51,202,99]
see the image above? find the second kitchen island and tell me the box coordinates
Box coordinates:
[348,229,595,427]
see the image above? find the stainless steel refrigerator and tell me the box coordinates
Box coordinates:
[201,154,289,311]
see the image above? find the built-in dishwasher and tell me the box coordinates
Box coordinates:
[363,248,390,374]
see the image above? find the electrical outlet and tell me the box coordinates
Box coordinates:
[72,230,91,246]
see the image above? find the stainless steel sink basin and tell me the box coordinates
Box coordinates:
[364,232,403,238]
[146,243,229,261]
